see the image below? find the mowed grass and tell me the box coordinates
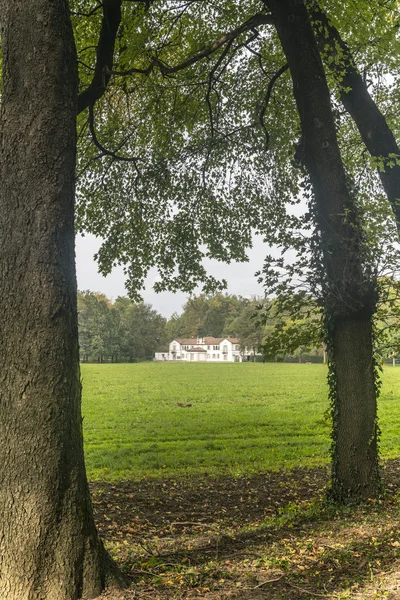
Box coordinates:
[81,362,400,481]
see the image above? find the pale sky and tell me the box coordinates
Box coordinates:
[75,233,270,318]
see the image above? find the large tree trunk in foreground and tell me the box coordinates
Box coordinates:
[0,2,118,598]
[268,0,380,500]
[310,0,400,231]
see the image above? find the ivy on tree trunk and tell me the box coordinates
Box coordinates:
[267,0,381,501]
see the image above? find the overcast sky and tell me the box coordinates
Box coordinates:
[75,233,271,318]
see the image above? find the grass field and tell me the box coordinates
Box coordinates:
[82,363,400,599]
[81,362,400,481]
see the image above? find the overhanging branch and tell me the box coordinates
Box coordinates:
[309,0,400,231]
[77,0,123,115]
[259,63,289,149]
[78,9,274,115]
[88,104,140,171]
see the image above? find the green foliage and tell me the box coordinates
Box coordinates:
[72,0,302,299]
[314,0,400,77]
[174,293,251,338]
[228,299,269,354]
[116,296,168,360]
[70,0,400,299]
[78,291,119,361]
[77,290,167,361]
[165,311,186,341]
[260,292,324,361]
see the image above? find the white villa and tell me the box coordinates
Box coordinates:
[155,336,245,362]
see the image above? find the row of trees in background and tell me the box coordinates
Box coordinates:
[79,283,400,364]
[78,291,168,362]
[167,293,290,358]
[78,290,326,363]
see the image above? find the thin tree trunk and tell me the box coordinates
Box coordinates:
[0,1,122,597]
[267,0,380,500]
[310,0,400,231]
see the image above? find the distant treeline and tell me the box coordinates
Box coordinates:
[78,292,168,363]
[77,291,325,363]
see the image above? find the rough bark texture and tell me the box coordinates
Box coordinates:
[332,319,378,496]
[310,0,400,231]
[267,0,380,499]
[0,1,115,597]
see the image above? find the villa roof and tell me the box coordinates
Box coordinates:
[187,347,207,352]
[174,337,240,345]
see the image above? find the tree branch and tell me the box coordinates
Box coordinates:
[77,0,123,115]
[77,6,273,115]
[109,13,273,79]
[309,0,400,231]
[70,1,102,19]
[205,38,234,137]
[78,5,274,164]
[259,63,289,149]
[88,104,140,171]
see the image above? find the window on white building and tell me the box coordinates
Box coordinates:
[223,345,228,353]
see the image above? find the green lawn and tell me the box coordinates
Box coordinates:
[81,362,400,481]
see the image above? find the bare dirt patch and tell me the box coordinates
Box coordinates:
[92,460,400,599]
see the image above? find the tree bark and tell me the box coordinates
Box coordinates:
[332,319,378,496]
[267,0,380,500]
[0,1,121,597]
[309,1,400,231]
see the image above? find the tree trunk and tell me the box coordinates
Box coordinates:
[309,0,400,231]
[0,1,120,597]
[333,318,378,495]
[267,0,380,500]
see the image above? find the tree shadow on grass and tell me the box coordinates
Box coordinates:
[91,459,400,599]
